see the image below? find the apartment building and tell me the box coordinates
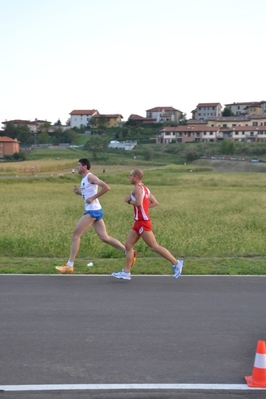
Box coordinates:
[146,106,182,123]
[157,125,219,144]
[218,126,266,142]
[157,123,266,144]
[191,103,222,120]
[1,119,51,133]
[207,115,266,128]
[225,101,266,116]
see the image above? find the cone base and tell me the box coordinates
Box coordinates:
[245,375,266,388]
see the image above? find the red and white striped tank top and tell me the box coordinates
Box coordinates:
[131,183,150,221]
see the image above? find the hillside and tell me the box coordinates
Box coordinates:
[193,158,266,172]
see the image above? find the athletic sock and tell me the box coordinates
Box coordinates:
[67,261,74,267]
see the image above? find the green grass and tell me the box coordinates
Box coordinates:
[1,164,266,275]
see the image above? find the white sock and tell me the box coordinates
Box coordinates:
[67,261,74,267]
[173,260,179,266]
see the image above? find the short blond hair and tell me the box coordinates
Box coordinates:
[132,169,143,180]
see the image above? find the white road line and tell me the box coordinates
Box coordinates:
[0,384,265,391]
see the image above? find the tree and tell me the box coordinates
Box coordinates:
[222,107,234,117]
[98,115,108,130]
[64,129,78,144]
[54,119,62,126]
[17,125,32,145]
[84,136,108,160]
[184,147,200,162]
[143,146,154,161]
[38,131,50,144]
[4,122,17,139]
[179,113,188,125]
[220,139,236,155]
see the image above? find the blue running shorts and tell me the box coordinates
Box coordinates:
[83,209,103,221]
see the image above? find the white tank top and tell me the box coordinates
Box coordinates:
[80,173,101,211]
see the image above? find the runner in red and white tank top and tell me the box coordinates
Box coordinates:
[111,168,184,281]
[131,183,150,221]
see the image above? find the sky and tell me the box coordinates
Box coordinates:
[1,0,266,127]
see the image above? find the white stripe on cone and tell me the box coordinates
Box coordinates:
[254,353,266,369]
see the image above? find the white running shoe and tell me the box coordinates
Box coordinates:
[172,260,184,279]
[111,269,131,280]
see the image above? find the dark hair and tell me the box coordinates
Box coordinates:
[78,158,91,170]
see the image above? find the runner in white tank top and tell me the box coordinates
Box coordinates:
[56,158,134,274]
[80,172,101,212]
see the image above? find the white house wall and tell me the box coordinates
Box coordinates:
[70,115,93,128]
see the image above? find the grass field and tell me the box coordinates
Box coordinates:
[1,162,266,275]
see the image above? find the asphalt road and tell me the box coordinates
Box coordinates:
[0,275,266,399]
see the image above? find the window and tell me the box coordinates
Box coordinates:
[253,122,258,126]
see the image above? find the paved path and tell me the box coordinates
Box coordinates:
[0,275,266,398]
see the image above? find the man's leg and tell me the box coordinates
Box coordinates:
[56,214,95,273]
[93,219,126,252]
[141,230,183,278]
[141,230,177,264]
[124,229,140,273]
[69,214,96,262]
[111,230,139,279]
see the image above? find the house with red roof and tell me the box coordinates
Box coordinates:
[191,103,222,120]
[91,114,123,128]
[146,106,182,123]
[128,114,156,124]
[0,136,20,157]
[158,125,219,144]
[69,110,99,128]
[1,119,51,132]
[224,101,266,116]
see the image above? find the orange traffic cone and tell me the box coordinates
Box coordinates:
[245,340,266,388]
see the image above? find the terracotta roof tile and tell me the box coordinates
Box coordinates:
[146,106,179,112]
[129,114,155,120]
[0,135,21,143]
[225,101,265,106]
[2,119,33,125]
[197,103,221,107]
[69,110,99,115]
[129,114,156,122]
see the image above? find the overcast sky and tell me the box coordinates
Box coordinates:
[1,0,265,127]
